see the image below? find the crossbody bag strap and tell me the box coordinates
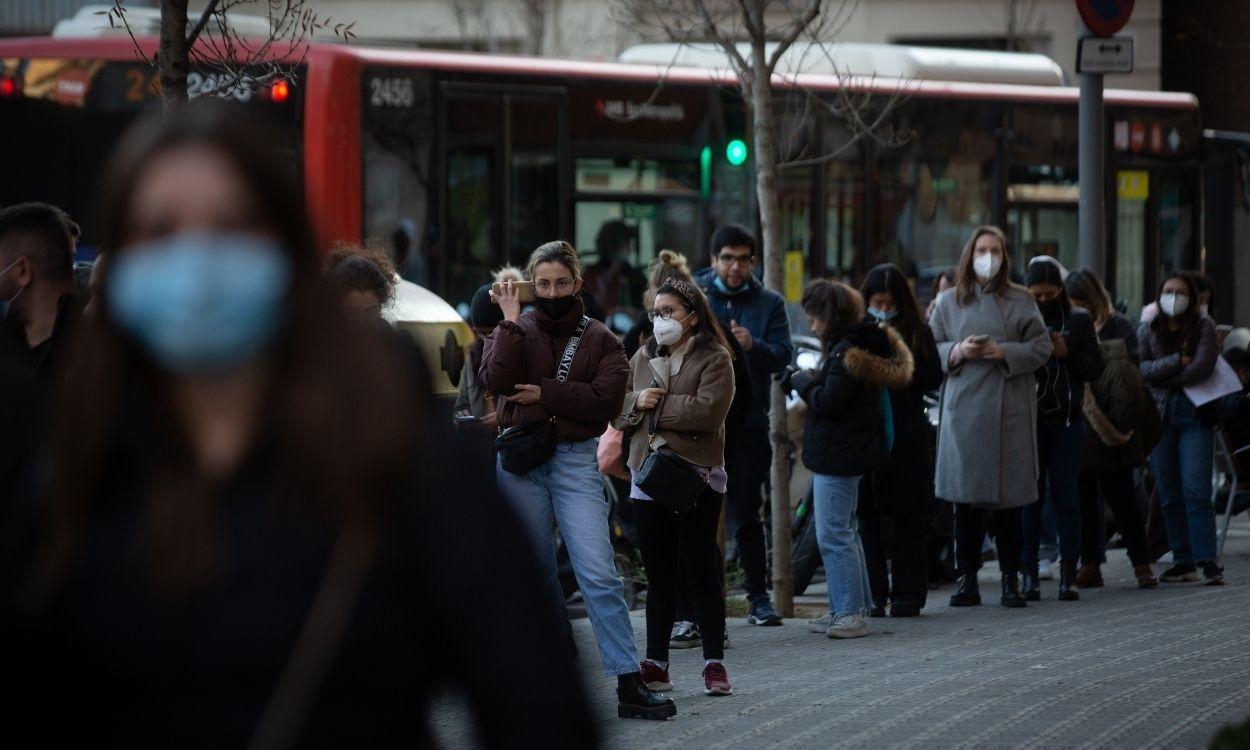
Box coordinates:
[554,315,590,383]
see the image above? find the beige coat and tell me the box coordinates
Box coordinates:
[930,284,1053,508]
[614,339,735,470]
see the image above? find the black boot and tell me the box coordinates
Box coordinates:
[617,672,677,720]
[1058,559,1080,601]
[1000,572,1027,608]
[1022,562,1041,602]
[949,573,981,607]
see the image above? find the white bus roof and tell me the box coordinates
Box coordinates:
[619,42,1067,88]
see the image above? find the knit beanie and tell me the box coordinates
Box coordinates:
[470,283,503,330]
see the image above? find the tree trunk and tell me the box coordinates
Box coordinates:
[748,44,794,618]
[158,0,190,109]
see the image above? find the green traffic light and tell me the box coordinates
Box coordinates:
[726,139,748,166]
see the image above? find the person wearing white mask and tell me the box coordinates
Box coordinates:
[1138,271,1224,585]
[929,226,1053,609]
[616,278,736,698]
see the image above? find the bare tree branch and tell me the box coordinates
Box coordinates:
[186,0,222,47]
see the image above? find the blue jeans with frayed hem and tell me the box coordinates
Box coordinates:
[812,473,874,618]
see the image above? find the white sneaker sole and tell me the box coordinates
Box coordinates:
[645,680,674,692]
[826,627,869,639]
[704,685,733,696]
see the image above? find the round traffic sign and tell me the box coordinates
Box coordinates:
[1075,0,1135,37]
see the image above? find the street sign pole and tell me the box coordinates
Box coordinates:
[1078,18,1105,276]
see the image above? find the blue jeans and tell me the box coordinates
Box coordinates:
[812,473,873,617]
[497,439,640,676]
[1151,393,1217,565]
[1023,421,1085,567]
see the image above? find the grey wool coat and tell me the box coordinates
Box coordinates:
[930,284,1054,508]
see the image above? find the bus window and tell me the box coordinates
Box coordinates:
[361,67,433,286]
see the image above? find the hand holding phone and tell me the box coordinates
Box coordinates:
[491,280,536,303]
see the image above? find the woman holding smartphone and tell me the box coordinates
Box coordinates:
[481,241,676,720]
[930,226,1053,608]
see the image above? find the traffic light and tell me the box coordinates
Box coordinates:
[726,138,749,166]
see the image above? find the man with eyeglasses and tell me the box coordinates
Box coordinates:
[695,224,793,626]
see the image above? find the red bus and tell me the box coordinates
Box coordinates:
[0,34,1208,323]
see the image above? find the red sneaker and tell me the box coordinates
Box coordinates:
[702,662,732,696]
[639,660,673,692]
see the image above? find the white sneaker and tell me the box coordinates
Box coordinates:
[826,613,869,639]
[1038,559,1054,581]
[807,613,833,633]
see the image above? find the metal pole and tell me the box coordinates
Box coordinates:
[1078,22,1105,275]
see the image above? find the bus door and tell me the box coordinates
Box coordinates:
[438,84,567,313]
[1110,166,1199,317]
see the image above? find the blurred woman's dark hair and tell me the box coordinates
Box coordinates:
[326,240,397,306]
[1189,270,1215,319]
[1025,257,1071,314]
[1064,268,1114,325]
[40,104,417,597]
[860,262,933,356]
[930,268,955,300]
[802,278,864,347]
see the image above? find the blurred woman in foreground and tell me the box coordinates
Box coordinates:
[2,105,595,749]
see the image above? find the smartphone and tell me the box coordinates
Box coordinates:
[969,334,990,345]
[454,414,480,426]
[491,280,536,303]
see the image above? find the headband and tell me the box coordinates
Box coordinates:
[658,278,699,310]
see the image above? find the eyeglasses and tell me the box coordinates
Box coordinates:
[535,278,575,293]
[649,306,689,321]
[717,253,753,267]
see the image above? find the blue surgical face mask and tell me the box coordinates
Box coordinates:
[868,306,897,323]
[712,275,749,296]
[107,231,292,374]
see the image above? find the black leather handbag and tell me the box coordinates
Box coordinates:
[495,316,588,475]
[634,388,707,515]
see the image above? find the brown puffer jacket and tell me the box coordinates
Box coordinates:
[479,297,629,442]
[1080,338,1163,474]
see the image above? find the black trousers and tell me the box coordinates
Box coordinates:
[636,488,726,662]
[858,472,929,608]
[725,428,771,600]
[1079,468,1150,567]
[954,504,1023,576]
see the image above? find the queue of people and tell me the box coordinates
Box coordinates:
[3,101,1247,743]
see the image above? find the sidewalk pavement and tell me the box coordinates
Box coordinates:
[432,526,1250,749]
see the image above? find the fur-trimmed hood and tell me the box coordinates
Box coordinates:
[834,323,915,390]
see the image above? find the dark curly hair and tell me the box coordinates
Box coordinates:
[326,240,397,305]
[802,278,864,347]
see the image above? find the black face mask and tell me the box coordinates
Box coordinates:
[1038,298,1064,325]
[535,295,577,320]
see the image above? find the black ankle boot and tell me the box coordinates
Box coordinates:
[1022,563,1041,602]
[1058,560,1080,601]
[949,573,981,607]
[617,672,677,720]
[1001,572,1027,608]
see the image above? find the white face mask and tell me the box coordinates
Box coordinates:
[1160,292,1189,317]
[652,316,686,346]
[973,253,1001,281]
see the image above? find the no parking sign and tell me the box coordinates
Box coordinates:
[1075,0,1135,37]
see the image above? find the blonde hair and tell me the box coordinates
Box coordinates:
[525,240,581,280]
[643,249,691,310]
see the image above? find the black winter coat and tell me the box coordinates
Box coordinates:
[797,323,914,476]
[1035,305,1104,427]
[865,317,943,514]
